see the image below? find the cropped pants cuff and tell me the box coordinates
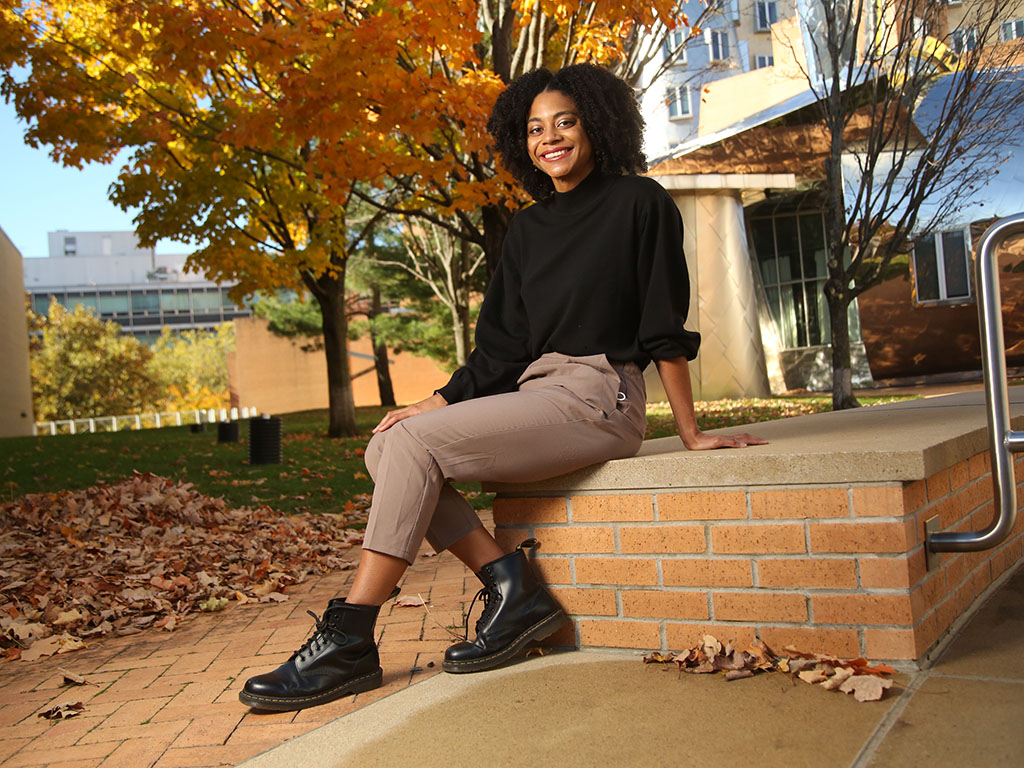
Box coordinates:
[424,519,485,559]
[361,543,419,567]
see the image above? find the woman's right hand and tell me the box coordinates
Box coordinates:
[372,393,448,434]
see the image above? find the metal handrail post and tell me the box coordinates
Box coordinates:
[928,212,1024,553]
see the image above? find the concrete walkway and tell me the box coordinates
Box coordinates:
[3,520,1020,767]
[243,561,1024,768]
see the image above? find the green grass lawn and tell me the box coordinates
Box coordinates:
[2,394,916,524]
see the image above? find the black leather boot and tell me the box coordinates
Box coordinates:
[443,539,566,673]
[239,598,384,711]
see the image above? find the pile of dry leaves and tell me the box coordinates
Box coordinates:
[0,472,364,662]
[645,635,896,702]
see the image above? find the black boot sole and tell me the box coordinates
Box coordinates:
[442,610,567,674]
[238,667,383,712]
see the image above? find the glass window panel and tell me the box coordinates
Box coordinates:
[710,30,730,60]
[914,236,940,301]
[765,286,781,333]
[192,291,222,310]
[677,87,690,117]
[805,281,825,346]
[69,296,98,312]
[750,219,778,284]
[790,284,807,347]
[848,298,862,342]
[99,295,130,313]
[942,230,970,298]
[221,292,237,308]
[818,281,833,345]
[160,291,191,311]
[132,293,159,311]
[799,213,827,279]
[778,284,799,349]
[774,215,800,282]
[32,295,53,314]
[756,1,778,31]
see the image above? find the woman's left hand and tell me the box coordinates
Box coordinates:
[372,393,448,434]
[681,430,768,451]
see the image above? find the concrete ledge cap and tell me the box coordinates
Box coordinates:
[653,172,798,191]
[486,389,1024,493]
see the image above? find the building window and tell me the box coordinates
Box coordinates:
[63,236,77,256]
[666,85,691,119]
[69,295,98,314]
[192,290,222,311]
[913,230,972,303]
[949,27,977,53]
[32,295,54,315]
[663,28,687,63]
[755,0,778,32]
[754,54,774,69]
[1000,19,1024,42]
[750,211,861,349]
[708,29,730,61]
[98,293,130,315]
[131,292,160,313]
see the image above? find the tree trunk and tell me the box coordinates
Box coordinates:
[450,237,472,366]
[481,203,512,279]
[369,285,396,407]
[450,302,470,368]
[305,267,358,437]
[827,288,860,410]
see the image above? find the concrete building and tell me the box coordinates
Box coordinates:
[23,230,252,344]
[644,1,1024,397]
[638,0,798,160]
[1,227,36,437]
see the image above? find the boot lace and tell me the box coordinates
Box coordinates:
[462,585,500,640]
[295,610,343,663]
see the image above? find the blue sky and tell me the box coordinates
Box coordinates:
[1,99,185,259]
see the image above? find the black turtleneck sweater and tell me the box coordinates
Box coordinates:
[437,170,701,405]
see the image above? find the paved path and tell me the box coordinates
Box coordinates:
[240,561,1024,768]
[0,514,487,768]
[5,486,1024,767]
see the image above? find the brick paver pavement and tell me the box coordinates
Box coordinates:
[0,513,491,768]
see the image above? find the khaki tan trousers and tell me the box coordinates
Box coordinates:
[362,353,647,563]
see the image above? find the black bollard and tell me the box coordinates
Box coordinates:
[217,421,240,444]
[248,415,282,465]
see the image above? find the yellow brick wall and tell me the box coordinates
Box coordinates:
[0,228,35,437]
[494,450,1024,663]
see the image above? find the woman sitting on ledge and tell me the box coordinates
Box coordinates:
[239,63,766,712]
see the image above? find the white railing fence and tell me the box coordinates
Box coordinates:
[34,406,260,436]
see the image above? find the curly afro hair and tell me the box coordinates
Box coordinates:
[486,63,648,201]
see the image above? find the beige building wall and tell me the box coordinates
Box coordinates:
[228,317,451,415]
[0,228,36,437]
[734,0,799,69]
[645,174,795,401]
[942,1,1024,38]
[699,16,809,136]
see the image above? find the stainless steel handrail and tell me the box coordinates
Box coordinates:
[928,212,1024,553]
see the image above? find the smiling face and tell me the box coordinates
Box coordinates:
[526,89,595,193]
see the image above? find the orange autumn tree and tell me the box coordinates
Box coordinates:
[354,0,714,273]
[0,1,701,436]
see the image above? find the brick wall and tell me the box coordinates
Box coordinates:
[494,450,1024,662]
[228,317,450,413]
